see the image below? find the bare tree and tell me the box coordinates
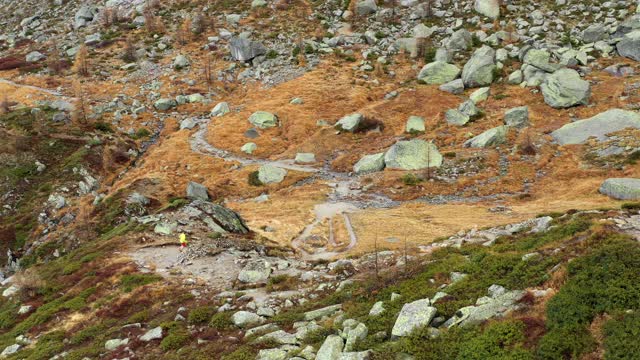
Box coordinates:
[374,231,379,279]
[121,38,137,63]
[72,80,88,125]
[47,48,65,74]
[73,44,90,77]
[176,19,191,46]
[203,55,215,92]
[0,94,10,114]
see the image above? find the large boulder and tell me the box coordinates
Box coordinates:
[186,181,209,201]
[405,116,425,133]
[617,30,640,62]
[258,164,287,184]
[231,311,264,328]
[335,113,363,132]
[316,335,344,360]
[599,178,640,200]
[550,109,640,145]
[582,24,609,43]
[384,140,443,170]
[249,111,278,129]
[462,46,496,88]
[417,61,461,85]
[74,5,96,29]
[445,109,470,126]
[540,68,590,108]
[303,304,342,321]
[195,201,249,233]
[446,29,472,50]
[25,51,45,63]
[474,0,500,19]
[504,106,529,128]
[464,126,509,148]
[355,0,377,15]
[447,289,526,327]
[391,299,437,337]
[238,260,271,283]
[229,37,267,62]
[211,102,230,117]
[354,153,386,174]
[154,98,177,111]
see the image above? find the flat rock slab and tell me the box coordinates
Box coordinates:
[600,178,640,200]
[551,109,640,145]
[391,299,436,337]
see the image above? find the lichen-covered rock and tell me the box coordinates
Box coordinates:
[304,304,342,321]
[599,178,640,200]
[474,0,500,19]
[238,260,271,283]
[258,164,287,184]
[295,153,316,163]
[391,299,437,337]
[335,113,363,132]
[195,201,249,233]
[249,111,278,129]
[229,37,267,61]
[464,126,509,148]
[186,181,209,201]
[540,68,590,108]
[405,116,425,133]
[384,140,443,170]
[316,335,344,360]
[550,109,640,145]
[504,106,529,128]
[445,109,470,126]
[462,46,496,88]
[354,153,385,174]
[417,61,461,85]
[211,102,230,117]
[231,311,264,328]
[617,30,640,61]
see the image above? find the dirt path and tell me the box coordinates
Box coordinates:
[0,78,71,98]
[190,119,400,260]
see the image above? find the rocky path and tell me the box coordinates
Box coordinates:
[190,119,397,260]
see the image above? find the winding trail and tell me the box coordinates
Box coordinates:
[190,119,397,260]
[0,78,71,98]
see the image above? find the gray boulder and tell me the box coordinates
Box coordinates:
[439,79,464,94]
[617,30,640,62]
[241,142,257,154]
[459,100,479,117]
[295,153,316,163]
[540,68,590,108]
[154,98,177,111]
[140,327,163,342]
[550,109,640,145]
[186,181,209,201]
[258,164,287,184]
[74,5,96,29]
[448,289,525,327]
[355,0,377,15]
[105,338,128,351]
[211,102,230,117]
[504,106,529,128]
[474,0,500,19]
[446,29,472,50]
[369,301,385,316]
[195,201,249,233]
[599,178,640,200]
[391,299,437,337]
[238,260,271,283]
[464,126,508,148]
[462,46,496,88]
[354,153,386,174]
[173,55,190,69]
[249,111,278,129]
[445,109,470,126]
[384,140,443,170]
[417,61,461,85]
[582,24,608,43]
[317,335,344,360]
[304,304,342,321]
[405,116,425,133]
[231,311,263,328]
[523,49,560,73]
[257,349,287,360]
[470,87,490,104]
[335,113,363,132]
[229,37,267,62]
[25,51,45,63]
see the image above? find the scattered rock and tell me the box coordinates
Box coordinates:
[140,327,163,342]
[391,299,437,337]
[354,153,386,174]
[464,126,509,148]
[599,178,640,200]
[417,61,461,85]
[384,139,443,170]
[462,46,496,88]
[551,109,640,145]
[405,116,425,133]
[335,113,363,133]
[504,106,529,128]
[186,182,209,201]
[249,111,278,129]
[238,260,272,284]
[258,165,287,184]
[540,68,590,109]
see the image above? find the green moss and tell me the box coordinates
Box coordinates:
[188,306,217,325]
[400,173,422,186]
[603,312,640,359]
[160,325,190,351]
[128,309,151,323]
[120,273,162,292]
[209,312,234,330]
[221,346,257,360]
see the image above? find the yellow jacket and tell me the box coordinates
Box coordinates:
[179,233,187,245]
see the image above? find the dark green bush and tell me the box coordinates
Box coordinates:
[120,273,162,292]
[188,306,217,325]
[209,312,234,330]
[603,312,640,359]
[537,325,595,360]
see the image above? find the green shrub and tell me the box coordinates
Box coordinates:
[621,202,640,210]
[94,122,113,132]
[209,312,234,330]
[248,171,263,186]
[120,273,163,292]
[221,346,256,360]
[401,173,421,186]
[266,50,278,59]
[160,326,190,351]
[537,325,595,360]
[128,309,150,323]
[188,306,217,325]
[603,312,640,359]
